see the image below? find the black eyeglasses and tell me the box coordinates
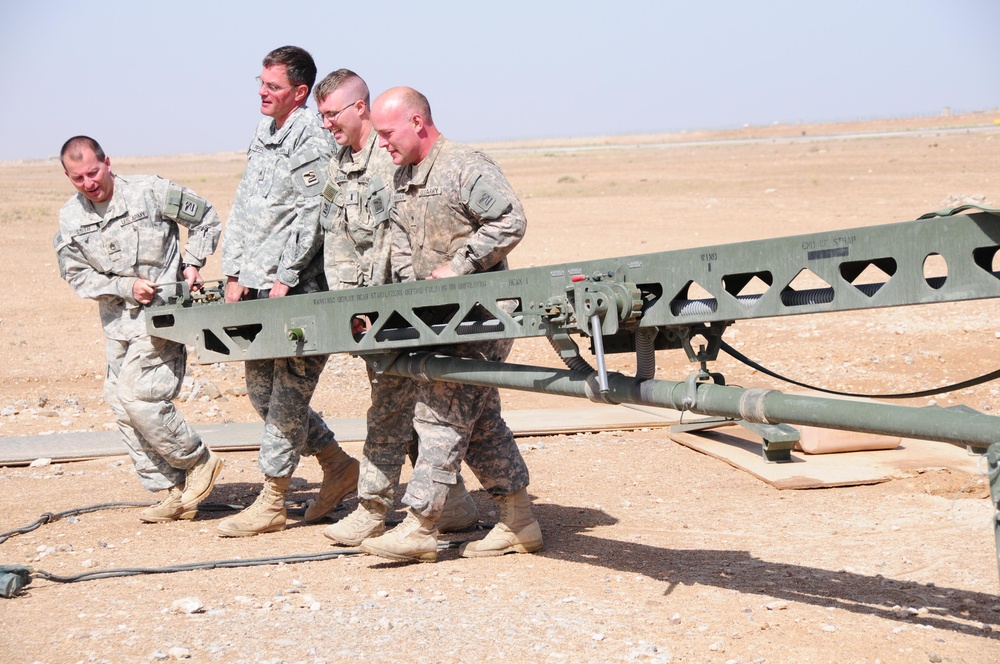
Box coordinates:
[318,101,362,123]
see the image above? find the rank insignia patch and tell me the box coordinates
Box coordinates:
[478,192,495,209]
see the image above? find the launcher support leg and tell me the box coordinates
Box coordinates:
[669,417,800,463]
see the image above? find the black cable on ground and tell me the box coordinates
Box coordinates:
[33,549,364,583]
[33,539,470,585]
[0,502,151,545]
[719,340,1000,399]
[1,501,484,598]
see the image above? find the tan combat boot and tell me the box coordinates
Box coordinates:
[179,448,224,514]
[359,509,438,562]
[323,499,388,546]
[459,488,543,557]
[303,446,360,522]
[436,474,480,533]
[216,476,290,537]
[139,485,194,523]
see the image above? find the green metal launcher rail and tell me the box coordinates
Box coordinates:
[147,207,1000,582]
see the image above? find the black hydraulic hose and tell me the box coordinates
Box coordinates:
[719,340,1000,399]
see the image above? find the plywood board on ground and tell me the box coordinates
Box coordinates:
[668,423,983,489]
[0,405,682,466]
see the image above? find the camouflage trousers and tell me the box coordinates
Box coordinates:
[245,354,339,477]
[104,334,206,492]
[243,275,341,478]
[401,339,530,520]
[357,366,418,508]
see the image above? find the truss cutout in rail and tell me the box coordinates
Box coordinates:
[413,303,459,337]
[922,253,948,290]
[350,312,379,342]
[636,283,663,315]
[839,257,896,298]
[457,302,506,336]
[780,269,833,306]
[373,311,419,342]
[670,280,719,316]
[722,271,773,308]
[203,329,230,356]
[223,324,262,350]
[972,245,1000,281]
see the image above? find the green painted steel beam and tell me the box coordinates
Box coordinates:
[147,211,1000,364]
[379,352,1000,449]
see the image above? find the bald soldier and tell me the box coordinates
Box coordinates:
[312,70,479,546]
[55,136,224,523]
[359,86,543,562]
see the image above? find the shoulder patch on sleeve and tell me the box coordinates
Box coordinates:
[462,173,511,220]
[164,184,208,223]
[288,148,321,171]
[291,148,325,196]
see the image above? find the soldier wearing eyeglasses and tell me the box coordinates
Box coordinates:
[311,70,481,548]
[218,46,358,537]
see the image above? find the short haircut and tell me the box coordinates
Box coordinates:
[401,88,433,124]
[60,136,106,168]
[263,45,318,95]
[314,68,370,106]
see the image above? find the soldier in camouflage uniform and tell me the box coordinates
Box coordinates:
[218,46,358,537]
[311,70,480,547]
[360,87,543,562]
[55,136,224,523]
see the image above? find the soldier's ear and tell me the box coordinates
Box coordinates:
[293,84,309,106]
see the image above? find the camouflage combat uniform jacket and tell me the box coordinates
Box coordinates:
[55,174,221,491]
[222,106,333,290]
[388,136,530,518]
[321,130,396,289]
[55,174,221,340]
[389,136,525,282]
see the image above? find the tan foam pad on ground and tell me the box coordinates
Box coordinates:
[668,423,984,489]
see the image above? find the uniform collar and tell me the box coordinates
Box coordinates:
[340,129,379,174]
[400,135,447,190]
[81,174,127,222]
[264,105,308,145]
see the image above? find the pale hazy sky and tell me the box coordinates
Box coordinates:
[1,0,997,161]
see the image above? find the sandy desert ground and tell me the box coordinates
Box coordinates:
[0,112,999,663]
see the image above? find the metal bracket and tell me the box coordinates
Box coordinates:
[681,369,726,410]
[669,416,800,463]
[360,352,401,374]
